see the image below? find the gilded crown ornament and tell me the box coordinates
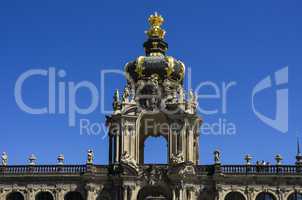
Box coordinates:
[146,12,166,39]
[125,13,185,85]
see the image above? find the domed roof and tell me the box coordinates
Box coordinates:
[125,55,185,83]
[124,12,185,84]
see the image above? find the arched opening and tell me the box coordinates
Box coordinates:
[288,193,302,200]
[64,192,84,200]
[35,192,54,200]
[6,192,24,200]
[256,193,276,200]
[225,192,246,200]
[137,186,171,200]
[138,113,169,165]
[144,135,167,164]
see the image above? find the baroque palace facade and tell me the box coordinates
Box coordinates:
[1,13,302,200]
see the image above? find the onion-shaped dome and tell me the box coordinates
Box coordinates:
[124,12,185,84]
[125,55,185,83]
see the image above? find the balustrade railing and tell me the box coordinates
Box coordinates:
[0,165,87,175]
[0,164,301,176]
[221,165,300,175]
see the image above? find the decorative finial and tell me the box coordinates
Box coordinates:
[297,137,301,155]
[143,13,168,56]
[28,154,37,166]
[87,149,94,164]
[146,12,166,39]
[296,137,302,165]
[1,152,8,166]
[113,89,120,111]
[57,154,64,165]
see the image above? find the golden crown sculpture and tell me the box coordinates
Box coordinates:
[146,12,166,39]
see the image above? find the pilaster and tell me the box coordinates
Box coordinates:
[85,183,102,200]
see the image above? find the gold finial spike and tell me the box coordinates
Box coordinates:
[146,12,166,39]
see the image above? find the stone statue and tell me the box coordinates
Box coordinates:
[29,154,37,166]
[129,85,135,103]
[178,87,185,103]
[57,154,64,165]
[1,152,8,166]
[150,74,159,89]
[144,166,162,185]
[121,151,138,170]
[121,151,131,161]
[171,151,185,165]
[87,149,94,164]
[122,86,130,103]
[214,149,221,164]
[189,89,195,103]
[113,89,120,111]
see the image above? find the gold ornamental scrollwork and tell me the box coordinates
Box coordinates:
[135,56,145,78]
[179,61,185,81]
[165,56,174,78]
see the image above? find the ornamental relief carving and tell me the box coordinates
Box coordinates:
[120,151,138,171]
[142,166,166,185]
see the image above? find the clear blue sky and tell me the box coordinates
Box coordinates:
[0,0,301,165]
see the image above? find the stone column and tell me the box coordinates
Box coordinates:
[0,188,6,200]
[109,135,113,164]
[187,187,198,200]
[55,188,65,200]
[122,185,128,200]
[215,186,224,200]
[86,183,102,200]
[129,185,140,200]
[127,185,135,200]
[115,134,120,163]
[172,185,185,200]
[246,188,256,200]
[26,186,36,200]
[121,185,137,200]
[172,189,176,200]
[276,188,284,200]
[175,184,186,200]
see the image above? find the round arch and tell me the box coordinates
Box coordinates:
[137,112,170,164]
[64,191,84,200]
[256,192,277,200]
[137,185,172,200]
[6,192,25,200]
[35,191,54,200]
[287,192,302,200]
[144,135,167,164]
[225,192,246,200]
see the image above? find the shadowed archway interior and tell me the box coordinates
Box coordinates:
[35,192,54,200]
[288,193,302,200]
[256,193,276,200]
[64,192,84,200]
[225,192,246,200]
[6,192,24,200]
[137,185,172,200]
